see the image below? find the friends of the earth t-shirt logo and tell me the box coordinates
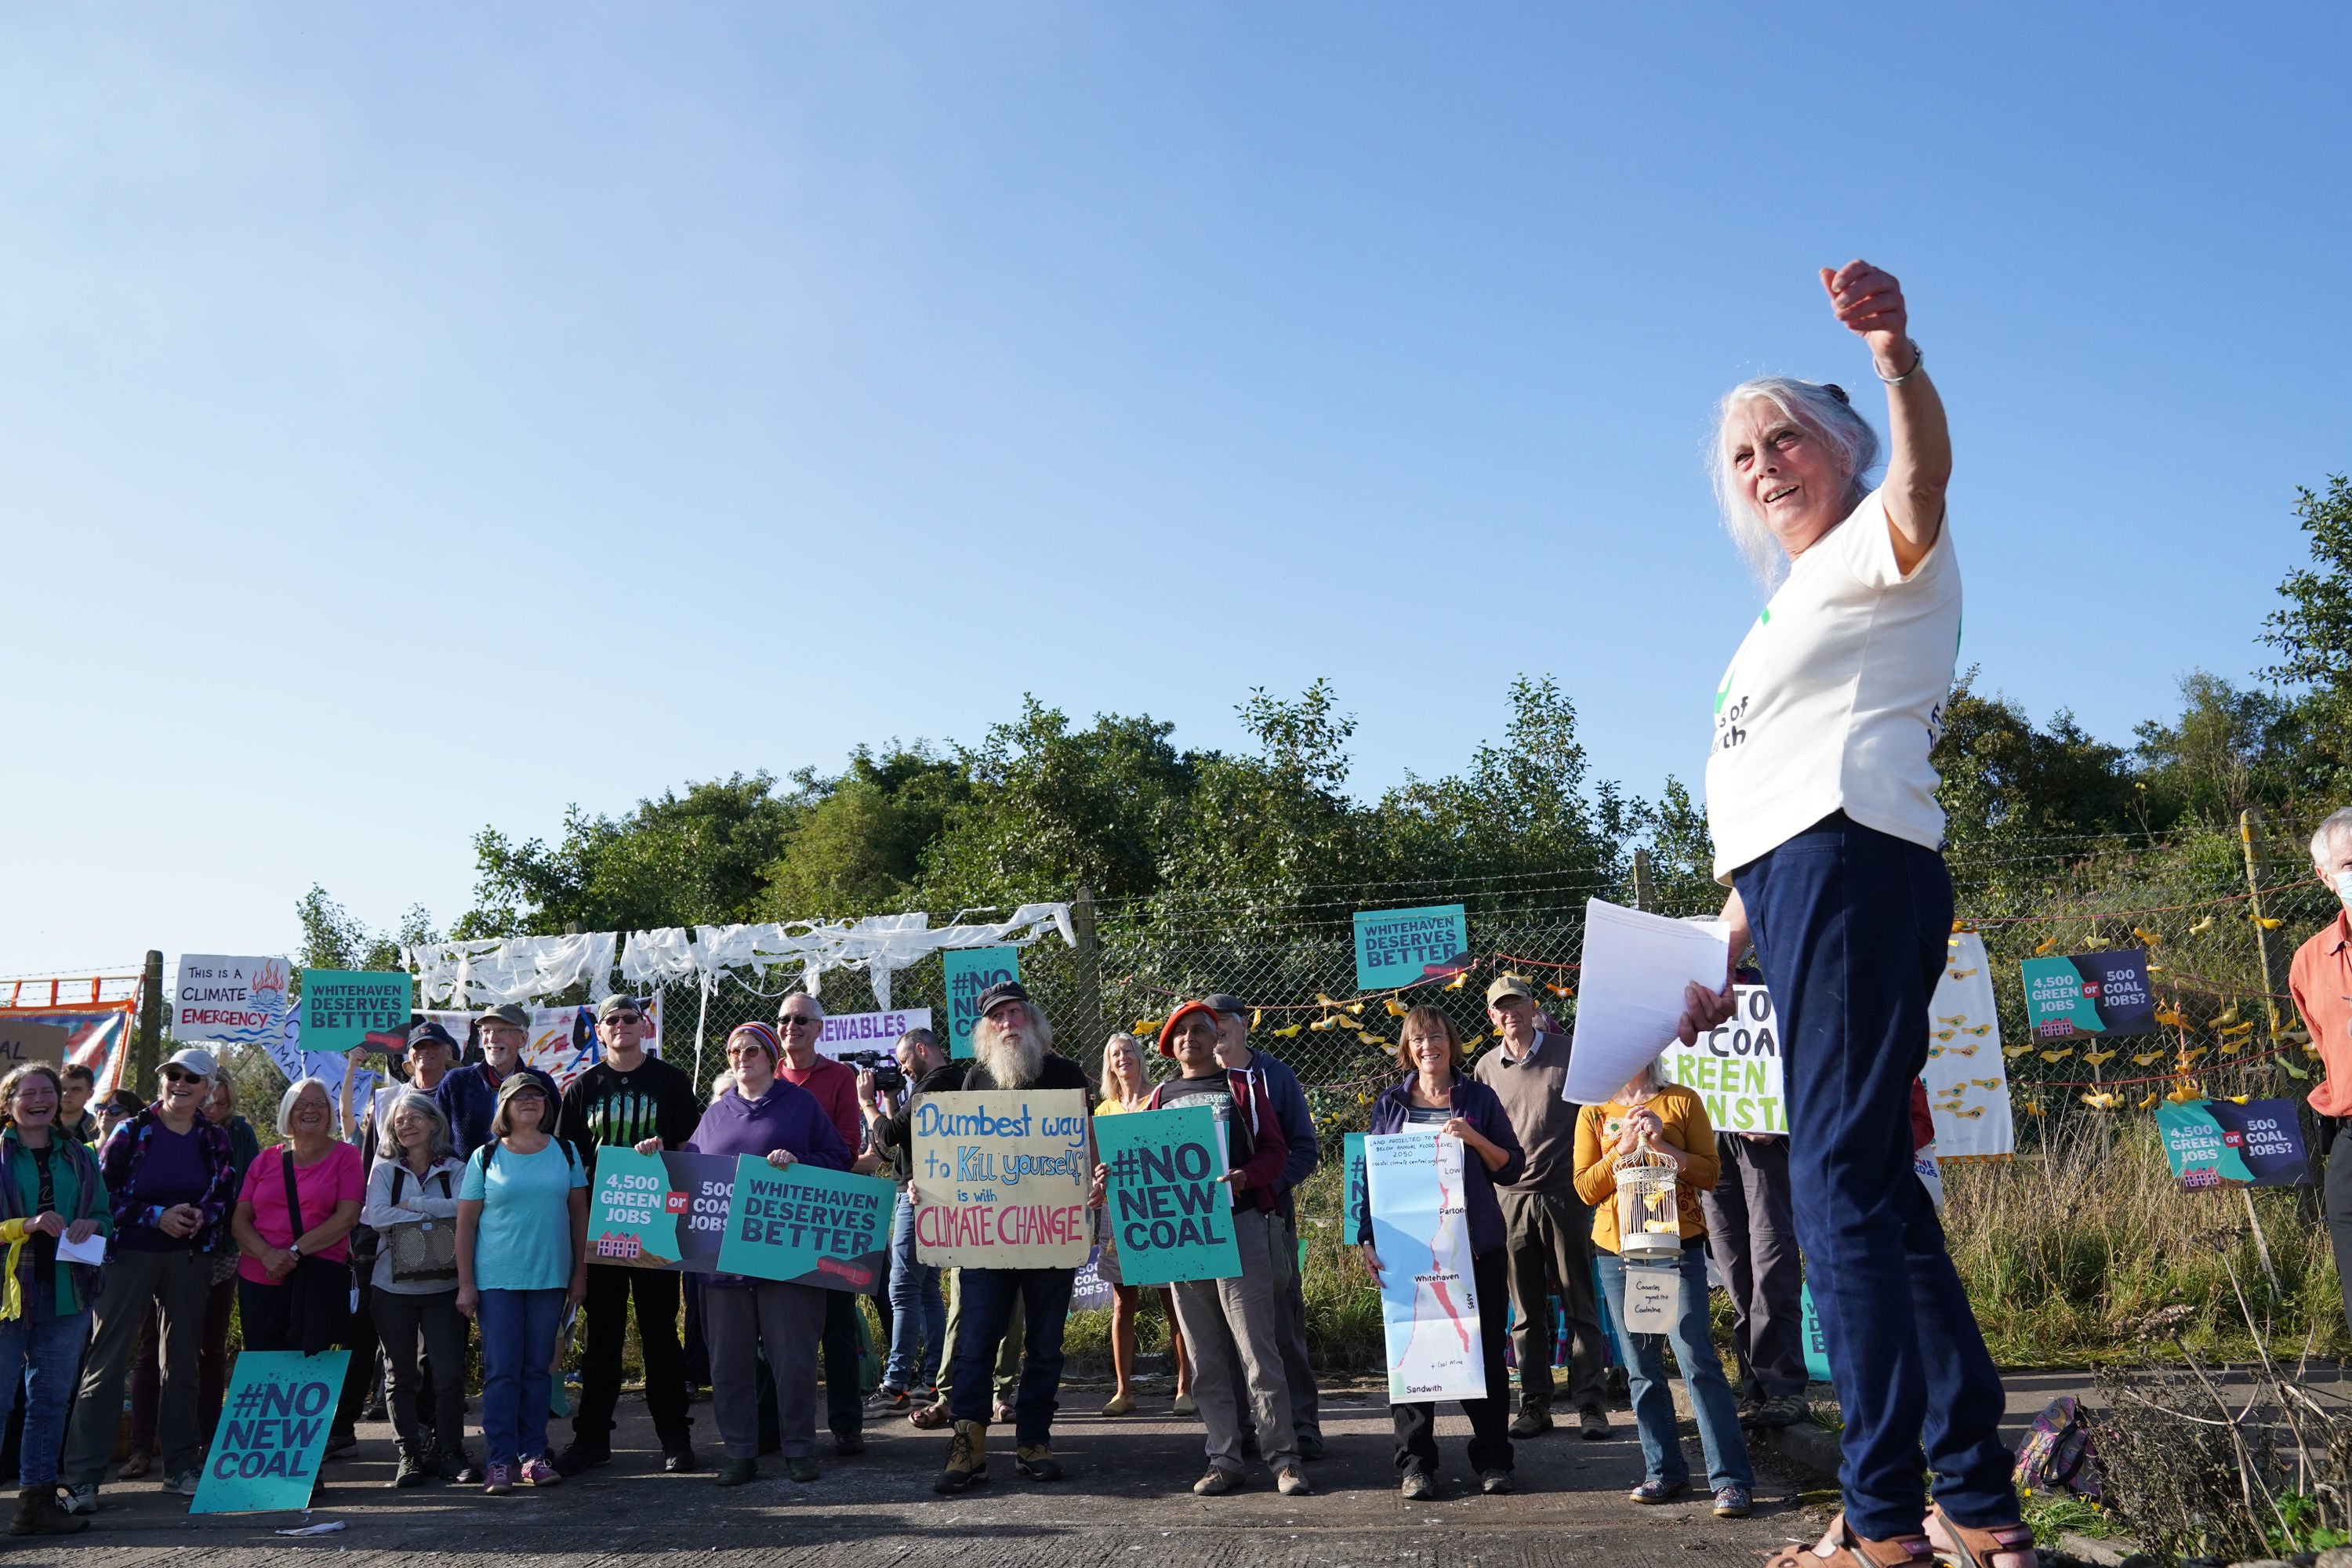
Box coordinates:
[1712,607,1768,755]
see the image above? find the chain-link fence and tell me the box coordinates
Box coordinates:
[648,814,2329,1142]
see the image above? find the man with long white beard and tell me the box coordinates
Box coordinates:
[931,983,1098,1495]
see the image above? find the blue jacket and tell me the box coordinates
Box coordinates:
[433,1062,563,1161]
[1360,1073,1526,1257]
[1235,1049,1319,1202]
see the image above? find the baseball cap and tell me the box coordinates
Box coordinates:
[975,981,1032,1018]
[405,1021,459,1054]
[161,1047,218,1081]
[596,994,647,1023]
[1202,993,1249,1020]
[483,1003,531,1030]
[1156,1000,1220,1058]
[1485,974,1539,1006]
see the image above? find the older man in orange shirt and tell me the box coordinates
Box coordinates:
[2288,807,2352,1342]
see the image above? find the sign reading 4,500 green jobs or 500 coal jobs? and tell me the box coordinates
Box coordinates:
[913,1089,1091,1269]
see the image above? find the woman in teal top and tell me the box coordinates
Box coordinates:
[456,1073,586,1496]
[0,1064,111,1536]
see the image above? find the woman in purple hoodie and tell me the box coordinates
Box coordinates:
[666,1024,851,1486]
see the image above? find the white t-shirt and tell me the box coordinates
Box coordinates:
[1704,488,1962,881]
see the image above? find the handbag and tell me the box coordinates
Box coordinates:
[278,1147,353,1356]
[379,1166,458,1284]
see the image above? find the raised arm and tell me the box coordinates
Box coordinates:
[1821,260,1948,573]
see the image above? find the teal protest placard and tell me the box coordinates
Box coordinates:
[191,1349,351,1513]
[1097,1105,1239,1285]
[1352,905,1469,993]
[1343,1131,1367,1240]
[586,1147,694,1267]
[716,1156,898,1292]
[296,969,411,1054]
[942,947,1020,1060]
[1798,1282,1831,1382]
[2154,1097,2310,1191]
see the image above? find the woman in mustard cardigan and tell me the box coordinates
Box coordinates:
[1573,1058,1754,1518]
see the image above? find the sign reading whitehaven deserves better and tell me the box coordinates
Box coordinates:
[913,1089,1091,1268]
[717,1156,898,1291]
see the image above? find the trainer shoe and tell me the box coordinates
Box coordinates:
[550,1439,608,1477]
[662,1444,701,1474]
[1713,1484,1752,1518]
[482,1462,514,1496]
[1757,1394,1808,1428]
[1400,1471,1436,1501]
[713,1458,757,1487]
[1276,1465,1312,1496]
[1479,1470,1515,1495]
[1629,1477,1689,1504]
[1192,1468,1242,1497]
[1295,1428,1327,1461]
[1578,1405,1613,1440]
[1508,1406,1553,1439]
[162,1471,203,1497]
[520,1456,560,1486]
[56,1484,97,1516]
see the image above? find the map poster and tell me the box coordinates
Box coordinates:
[942,948,1019,1060]
[1352,904,1470,994]
[1661,983,1785,1134]
[2020,949,2158,1040]
[191,1349,350,1514]
[2155,1097,2311,1190]
[717,1156,898,1291]
[1365,1129,1485,1403]
[913,1089,1091,1268]
[1343,1131,1367,1240]
[586,1148,735,1271]
[1096,1105,1240,1285]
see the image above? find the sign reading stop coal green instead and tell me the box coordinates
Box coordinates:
[296,969,411,1054]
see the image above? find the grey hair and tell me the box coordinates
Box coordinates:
[2311,808,2352,867]
[709,1069,737,1105]
[277,1076,335,1138]
[379,1090,453,1165]
[1711,376,1884,590]
[982,1000,1053,1053]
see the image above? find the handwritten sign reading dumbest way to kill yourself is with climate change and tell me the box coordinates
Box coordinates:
[913,1089,1091,1269]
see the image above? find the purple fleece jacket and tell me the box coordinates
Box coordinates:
[684,1078,852,1171]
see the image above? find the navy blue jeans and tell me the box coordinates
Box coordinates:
[1735,814,2016,1540]
[883,1192,946,1393]
[947,1267,1073,1446]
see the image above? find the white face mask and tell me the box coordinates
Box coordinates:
[2335,869,2352,910]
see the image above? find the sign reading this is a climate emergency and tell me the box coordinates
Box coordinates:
[913,1089,1091,1268]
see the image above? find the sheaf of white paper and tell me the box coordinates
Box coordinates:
[55,1232,105,1265]
[1563,899,1731,1106]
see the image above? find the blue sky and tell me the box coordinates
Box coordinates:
[6,5,2348,975]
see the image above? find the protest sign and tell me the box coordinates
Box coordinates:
[586,1148,734,1271]
[0,1004,133,1096]
[1661,984,1784,1134]
[172,956,289,1047]
[1071,1243,1115,1311]
[1096,1105,1239,1285]
[1353,904,1470,993]
[913,1089,1091,1268]
[1366,1129,1485,1403]
[0,1021,67,1071]
[297,970,411,1054]
[717,1156,897,1290]
[1343,1131,1367,1240]
[2020,949,2158,1040]
[816,1007,934,1061]
[1799,1283,1831,1381]
[2155,1098,2311,1190]
[1925,934,2014,1160]
[942,949,1018,1060]
[1617,1261,1680,1334]
[192,1350,350,1514]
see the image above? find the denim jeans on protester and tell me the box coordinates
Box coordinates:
[478,1287,567,1468]
[1734,811,2017,1539]
[0,1294,91,1488]
[948,1267,1073,1446]
[884,1191,946,1394]
[1598,1241,1752,1492]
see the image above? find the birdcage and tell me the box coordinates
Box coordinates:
[1613,1135,1683,1262]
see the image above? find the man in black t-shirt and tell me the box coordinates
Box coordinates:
[552,995,702,1476]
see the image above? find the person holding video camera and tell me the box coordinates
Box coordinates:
[859,1026,961,1414]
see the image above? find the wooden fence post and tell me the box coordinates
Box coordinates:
[2238,809,2293,1097]
[135,949,165,1097]
[1632,849,1654,914]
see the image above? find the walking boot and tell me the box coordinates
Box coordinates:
[10,1488,89,1537]
[933,1421,989,1494]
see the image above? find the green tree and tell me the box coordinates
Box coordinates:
[1933,670,2143,848]
[758,746,971,919]
[2260,474,2352,795]
[296,886,436,972]
[2131,670,2296,829]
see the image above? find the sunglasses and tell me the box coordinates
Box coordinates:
[778,1015,821,1029]
[601,1013,644,1026]
[161,1069,203,1086]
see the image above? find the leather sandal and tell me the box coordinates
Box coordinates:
[1927,1505,2037,1568]
[1763,1513,1934,1568]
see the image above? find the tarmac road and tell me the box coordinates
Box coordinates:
[22,1383,1838,1566]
